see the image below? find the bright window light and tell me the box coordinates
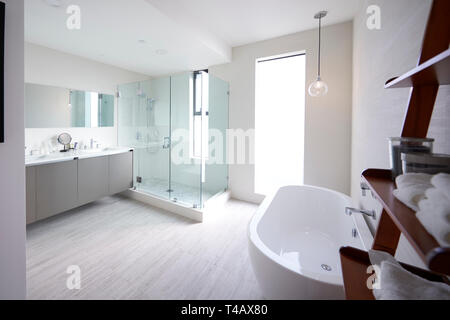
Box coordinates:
[255,53,306,195]
[191,71,209,160]
[90,92,99,128]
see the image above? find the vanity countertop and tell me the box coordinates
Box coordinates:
[25,147,133,167]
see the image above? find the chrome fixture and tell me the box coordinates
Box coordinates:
[360,182,371,197]
[345,207,376,220]
[90,138,98,149]
[321,264,332,272]
[309,10,329,97]
[163,137,171,149]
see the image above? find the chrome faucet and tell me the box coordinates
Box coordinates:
[360,182,371,197]
[345,207,376,220]
[90,138,99,149]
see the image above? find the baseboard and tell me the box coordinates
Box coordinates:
[203,190,231,214]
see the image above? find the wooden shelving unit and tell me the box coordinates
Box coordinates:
[340,247,448,300]
[385,48,450,89]
[362,169,450,274]
[339,0,450,299]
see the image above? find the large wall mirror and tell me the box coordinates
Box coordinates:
[25,83,115,128]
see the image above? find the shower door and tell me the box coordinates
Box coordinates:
[118,78,171,200]
[169,72,202,207]
[203,74,229,202]
[118,72,229,208]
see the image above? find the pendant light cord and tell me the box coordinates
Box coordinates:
[318,17,321,78]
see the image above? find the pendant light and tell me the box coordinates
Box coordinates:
[308,11,328,97]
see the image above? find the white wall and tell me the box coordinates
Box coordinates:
[352,0,450,266]
[25,42,148,152]
[0,0,26,299]
[210,21,353,203]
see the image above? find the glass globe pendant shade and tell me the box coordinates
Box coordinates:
[308,77,328,97]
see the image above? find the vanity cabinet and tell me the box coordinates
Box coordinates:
[36,160,78,220]
[109,152,133,195]
[78,156,109,206]
[26,167,37,224]
[26,150,133,224]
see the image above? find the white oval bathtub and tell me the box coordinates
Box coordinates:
[248,185,373,300]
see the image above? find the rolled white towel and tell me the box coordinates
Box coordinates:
[396,173,432,189]
[417,188,450,246]
[431,173,450,202]
[417,210,450,246]
[393,185,429,211]
[373,261,450,300]
[394,173,433,211]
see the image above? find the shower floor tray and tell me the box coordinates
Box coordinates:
[136,178,213,207]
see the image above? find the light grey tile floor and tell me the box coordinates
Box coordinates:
[26,195,263,300]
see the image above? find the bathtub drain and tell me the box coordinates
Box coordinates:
[321,264,332,272]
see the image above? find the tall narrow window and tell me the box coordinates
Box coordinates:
[255,53,306,195]
[90,92,99,128]
[191,70,209,159]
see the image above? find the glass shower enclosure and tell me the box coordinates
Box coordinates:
[118,71,228,208]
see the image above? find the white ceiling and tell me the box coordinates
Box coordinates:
[25,0,360,76]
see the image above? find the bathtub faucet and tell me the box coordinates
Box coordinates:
[345,207,376,220]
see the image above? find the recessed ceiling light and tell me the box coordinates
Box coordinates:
[155,49,168,55]
[43,0,63,7]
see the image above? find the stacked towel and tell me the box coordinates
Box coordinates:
[369,250,450,300]
[416,173,450,246]
[431,173,450,202]
[393,173,433,211]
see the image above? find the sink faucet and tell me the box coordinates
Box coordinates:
[90,138,98,149]
[345,207,376,220]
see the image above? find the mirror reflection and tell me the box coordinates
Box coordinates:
[25,83,115,128]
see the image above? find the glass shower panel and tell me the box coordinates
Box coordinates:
[118,72,229,208]
[170,72,202,207]
[118,79,171,200]
[118,81,140,180]
[203,74,229,201]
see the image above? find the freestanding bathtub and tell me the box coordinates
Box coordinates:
[248,185,373,300]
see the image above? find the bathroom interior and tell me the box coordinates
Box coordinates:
[0,0,449,302]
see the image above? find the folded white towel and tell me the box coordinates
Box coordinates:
[374,261,450,300]
[369,249,400,267]
[431,173,450,202]
[369,250,450,300]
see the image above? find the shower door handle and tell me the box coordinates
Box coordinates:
[163,137,171,149]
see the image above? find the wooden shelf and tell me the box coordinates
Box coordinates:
[340,247,449,300]
[341,0,450,300]
[340,247,375,300]
[385,48,450,88]
[362,169,450,274]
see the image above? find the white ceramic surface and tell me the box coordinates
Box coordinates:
[248,185,372,300]
[25,147,133,167]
